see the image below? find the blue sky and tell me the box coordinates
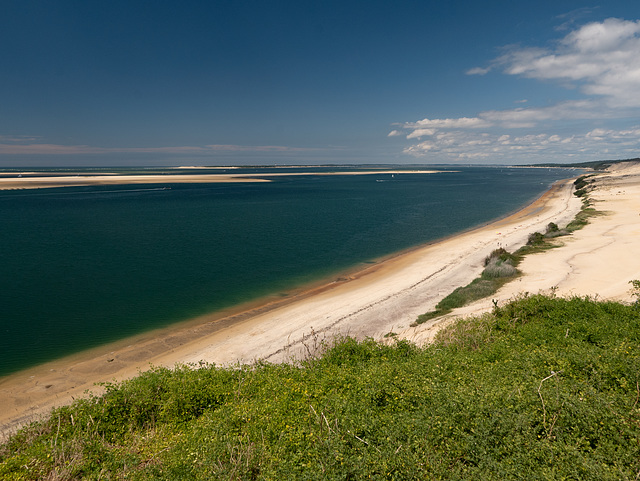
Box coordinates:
[1,1,640,166]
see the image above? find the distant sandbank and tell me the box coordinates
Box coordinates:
[0,170,442,190]
[4,163,640,439]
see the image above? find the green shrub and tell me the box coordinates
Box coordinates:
[481,258,518,279]
[527,231,546,246]
[483,247,518,267]
[573,174,595,192]
[415,248,521,325]
[566,204,602,232]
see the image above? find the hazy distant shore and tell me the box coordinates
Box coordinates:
[3,163,640,438]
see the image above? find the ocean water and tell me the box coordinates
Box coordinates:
[0,166,579,375]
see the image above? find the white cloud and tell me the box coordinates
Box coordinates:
[401,127,640,163]
[409,117,491,129]
[393,18,640,163]
[466,66,491,76]
[480,99,607,126]
[406,128,437,139]
[498,18,640,107]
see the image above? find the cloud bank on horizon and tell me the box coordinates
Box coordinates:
[391,18,640,164]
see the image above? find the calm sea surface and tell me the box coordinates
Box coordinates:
[0,166,579,375]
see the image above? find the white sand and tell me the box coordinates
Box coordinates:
[3,163,639,438]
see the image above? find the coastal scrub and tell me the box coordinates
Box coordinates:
[2,294,639,479]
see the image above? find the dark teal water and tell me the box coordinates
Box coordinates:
[0,166,578,375]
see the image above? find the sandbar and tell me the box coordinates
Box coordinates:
[0,170,441,190]
[4,163,639,438]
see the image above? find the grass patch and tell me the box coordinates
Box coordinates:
[514,220,577,256]
[566,176,605,232]
[415,248,521,325]
[2,295,640,479]
[566,200,603,232]
[573,174,597,197]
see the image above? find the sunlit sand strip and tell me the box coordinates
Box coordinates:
[0,174,269,190]
[0,170,442,190]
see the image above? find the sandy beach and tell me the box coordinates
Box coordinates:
[2,162,640,438]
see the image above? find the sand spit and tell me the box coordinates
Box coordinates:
[0,170,441,190]
[0,174,270,189]
[3,163,640,437]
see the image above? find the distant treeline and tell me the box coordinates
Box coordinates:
[530,157,640,170]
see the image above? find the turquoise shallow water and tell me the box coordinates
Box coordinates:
[0,166,579,375]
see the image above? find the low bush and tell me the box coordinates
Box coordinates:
[481,259,518,278]
[566,203,603,232]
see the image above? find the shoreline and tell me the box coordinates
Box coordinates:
[0,174,585,437]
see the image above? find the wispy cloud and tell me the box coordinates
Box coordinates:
[465,66,491,76]
[398,18,640,163]
[0,143,315,156]
[497,18,640,107]
[554,7,599,32]
[0,135,41,143]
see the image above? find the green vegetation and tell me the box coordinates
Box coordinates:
[415,248,521,325]
[566,198,603,233]
[631,280,640,309]
[415,220,574,326]
[573,174,598,198]
[2,294,640,479]
[513,222,568,257]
